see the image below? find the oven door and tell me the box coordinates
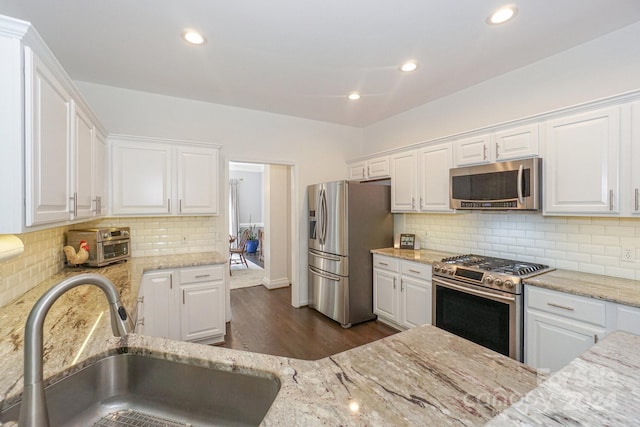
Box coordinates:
[97,239,130,265]
[433,277,523,361]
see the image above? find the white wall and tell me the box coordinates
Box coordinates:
[75,82,362,306]
[263,164,291,289]
[229,169,264,227]
[361,21,640,154]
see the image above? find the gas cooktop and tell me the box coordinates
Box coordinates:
[432,254,554,294]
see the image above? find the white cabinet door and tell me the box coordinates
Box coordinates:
[348,161,367,180]
[180,281,225,342]
[176,146,219,215]
[630,101,640,215]
[367,156,390,179]
[390,151,418,212]
[614,303,640,335]
[526,309,603,372]
[138,270,175,339]
[544,107,621,215]
[111,141,172,215]
[94,131,107,216]
[71,103,95,220]
[373,268,399,323]
[494,124,539,161]
[454,134,493,166]
[25,48,72,226]
[400,277,432,328]
[418,143,454,212]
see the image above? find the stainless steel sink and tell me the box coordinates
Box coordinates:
[0,353,281,426]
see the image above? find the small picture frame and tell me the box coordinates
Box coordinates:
[399,233,416,250]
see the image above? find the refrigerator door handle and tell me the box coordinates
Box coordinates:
[309,265,341,282]
[309,248,341,261]
[319,189,328,245]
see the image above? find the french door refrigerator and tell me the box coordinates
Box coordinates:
[308,180,393,327]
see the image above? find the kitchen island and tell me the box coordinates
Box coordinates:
[1,252,639,425]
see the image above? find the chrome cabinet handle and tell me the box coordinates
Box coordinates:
[420,197,423,209]
[400,281,404,292]
[412,197,415,209]
[183,290,185,304]
[69,192,78,216]
[483,144,487,160]
[547,302,574,311]
[367,165,370,177]
[609,189,614,211]
[594,335,599,344]
[168,199,171,213]
[495,142,500,159]
[378,262,389,266]
[179,199,182,213]
[362,167,365,177]
[635,188,639,212]
[408,269,420,274]
[170,275,173,289]
[195,274,211,279]
[393,277,396,290]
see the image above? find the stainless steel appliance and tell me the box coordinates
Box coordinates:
[308,181,393,327]
[66,227,131,267]
[432,254,553,361]
[450,157,541,210]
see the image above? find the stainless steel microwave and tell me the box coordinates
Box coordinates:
[449,157,541,210]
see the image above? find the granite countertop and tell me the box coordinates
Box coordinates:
[487,330,640,426]
[372,247,640,309]
[371,248,455,265]
[523,269,640,308]
[2,251,640,425]
[0,251,542,425]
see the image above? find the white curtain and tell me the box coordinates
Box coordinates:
[229,179,240,245]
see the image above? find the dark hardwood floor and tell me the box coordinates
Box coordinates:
[217,285,399,360]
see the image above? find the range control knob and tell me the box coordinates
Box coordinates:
[504,280,514,289]
[433,265,441,273]
[102,232,110,239]
[494,278,503,287]
[122,230,130,236]
[484,275,494,285]
[447,268,455,275]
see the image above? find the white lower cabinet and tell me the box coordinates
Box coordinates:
[136,264,225,344]
[525,286,606,373]
[373,255,432,329]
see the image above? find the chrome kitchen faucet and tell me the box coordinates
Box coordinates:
[19,273,133,427]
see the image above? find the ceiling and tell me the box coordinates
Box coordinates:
[1,1,640,127]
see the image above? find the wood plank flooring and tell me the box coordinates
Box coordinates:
[218,285,399,360]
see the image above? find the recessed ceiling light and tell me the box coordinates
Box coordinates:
[348,93,361,101]
[400,61,418,72]
[487,5,518,25]
[182,30,206,45]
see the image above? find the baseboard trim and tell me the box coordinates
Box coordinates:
[263,277,290,289]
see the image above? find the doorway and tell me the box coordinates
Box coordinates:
[228,161,292,292]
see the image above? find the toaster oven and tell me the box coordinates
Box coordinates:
[66,227,131,267]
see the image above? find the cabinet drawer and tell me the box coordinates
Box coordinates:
[180,265,224,284]
[401,261,432,281]
[373,255,399,272]
[526,286,606,327]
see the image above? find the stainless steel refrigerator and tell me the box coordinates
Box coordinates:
[308,180,393,327]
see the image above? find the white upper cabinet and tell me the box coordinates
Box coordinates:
[0,17,107,232]
[94,130,108,216]
[24,48,72,226]
[111,140,172,215]
[454,124,540,167]
[71,102,96,220]
[110,136,220,216]
[494,124,540,161]
[348,155,390,181]
[543,106,621,215]
[629,101,640,215]
[390,151,419,212]
[418,143,454,212]
[176,146,219,215]
[454,133,493,166]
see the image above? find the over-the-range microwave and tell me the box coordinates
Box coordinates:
[449,157,541,210]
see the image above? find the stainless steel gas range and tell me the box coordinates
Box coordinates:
[432,254,553,362]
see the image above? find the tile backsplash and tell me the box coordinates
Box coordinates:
[0,216,221,307]
[403,212,640,280]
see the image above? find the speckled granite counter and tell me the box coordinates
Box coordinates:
[487,330,640,426]
[371,248,455,265]
[0,253,225,403]
[524,269,640,309]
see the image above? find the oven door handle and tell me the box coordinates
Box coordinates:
[434,278,516,303]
